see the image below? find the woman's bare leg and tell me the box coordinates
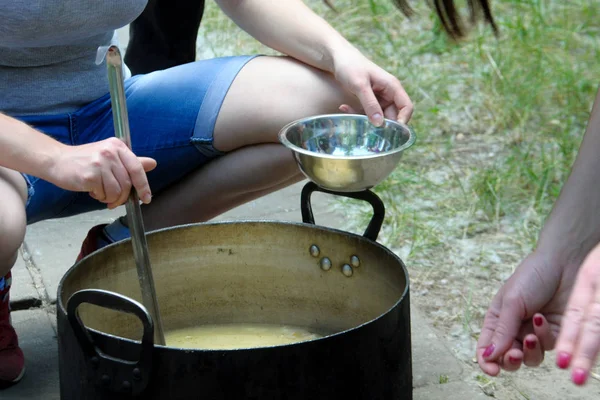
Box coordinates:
[140,56,360,229]
[0,168,27,277]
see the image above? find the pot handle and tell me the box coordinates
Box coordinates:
[66,289,154,396]
[300,181,385,241]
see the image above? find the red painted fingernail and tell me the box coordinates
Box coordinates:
[483,344,495,358]
[534,316,543,327]
[557,352,571,369]
[525,339,536,350]
[572,368,588,386]
[509,356,521,364]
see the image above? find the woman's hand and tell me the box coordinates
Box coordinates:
[555,242,600,385]
[47,138,157,209]
[476,251,580,376]
[333,49,413,126]
[0,114,156,209]
[477,87,600,380]
[215,0,413,126]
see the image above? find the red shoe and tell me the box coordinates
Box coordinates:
[75,224,109,263]
[0,273,25,388]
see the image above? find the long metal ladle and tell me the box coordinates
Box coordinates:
[96,45,166,346]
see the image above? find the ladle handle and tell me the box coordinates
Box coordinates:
[100,44,166,346]
[67,289,154,396]
[300,181,385,242]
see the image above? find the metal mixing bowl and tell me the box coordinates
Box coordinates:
[279,114,416,192]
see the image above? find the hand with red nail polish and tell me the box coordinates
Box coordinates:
[525,338,536,350]
[500,343,525,373]
[476,251,575,376]
[477,88,600,382]
[555,242,600,386]
[557,352,571,369]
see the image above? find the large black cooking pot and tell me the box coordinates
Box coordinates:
[56,182,412,399]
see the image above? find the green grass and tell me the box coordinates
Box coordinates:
[198,0,598,254]
[333,0,599,253]
[196,0,600,331]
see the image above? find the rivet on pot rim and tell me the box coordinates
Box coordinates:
[320,257,332,271]
[90,356,99,368]
[310,245,320,257]
[342,264,353,277]
[122,381,132,391]
[132,368,141,380]
[350,255,360,268]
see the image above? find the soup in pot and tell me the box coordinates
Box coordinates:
[165,323,323,350]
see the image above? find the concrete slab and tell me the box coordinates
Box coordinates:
[411,308,464,388]
[414,381,487,399]
[24,209,123,304]
[2,310,60,400]
[214,182,343,225]
[508,364,600,399]
[9,255,42,311]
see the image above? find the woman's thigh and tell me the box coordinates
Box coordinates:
[212,56,361,152]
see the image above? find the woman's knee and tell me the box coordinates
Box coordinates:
[0,168,27,268]
[0,209,26,275]
[0,213,25,276]
[213,56,360,152]
[0,210,26,250]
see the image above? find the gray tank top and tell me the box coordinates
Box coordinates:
[0,1,148,116]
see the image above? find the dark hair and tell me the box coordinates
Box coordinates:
[394,0,498,39]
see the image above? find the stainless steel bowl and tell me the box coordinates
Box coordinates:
[279,114,416,192]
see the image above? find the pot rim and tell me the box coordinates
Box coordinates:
[57,219,410,351]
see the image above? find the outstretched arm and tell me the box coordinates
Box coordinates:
[478,86,600,379]
[215,0,413,125]
[535,86,600,264]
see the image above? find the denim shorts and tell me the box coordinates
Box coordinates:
[15,55,258,225]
